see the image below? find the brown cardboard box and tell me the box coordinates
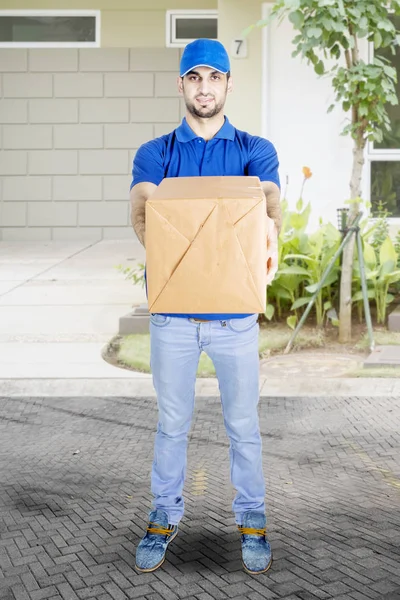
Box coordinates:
[145,176,267,314]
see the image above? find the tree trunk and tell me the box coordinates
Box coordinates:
[338,143,365,343]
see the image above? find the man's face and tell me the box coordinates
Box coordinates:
[178,67,232,119]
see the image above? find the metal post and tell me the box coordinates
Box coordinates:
[284,212,364,354]
[356,227,375,352]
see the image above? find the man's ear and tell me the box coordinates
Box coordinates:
[227,76,233,94]
[177,76,184,95]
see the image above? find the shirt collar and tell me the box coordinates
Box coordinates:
[175,116,235,143]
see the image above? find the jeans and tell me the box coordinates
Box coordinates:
[149,313,265,525]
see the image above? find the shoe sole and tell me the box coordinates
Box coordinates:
[242,556,273,575]
[135,528,178,573]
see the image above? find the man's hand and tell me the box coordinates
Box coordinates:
[266,215,278,286]
[130,181,157,248]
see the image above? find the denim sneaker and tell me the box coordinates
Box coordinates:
[135,509,178,573]
[238,511,272,575]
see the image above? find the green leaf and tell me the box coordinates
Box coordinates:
[291,296,312,310]
[265,303,275,320]
[271,284,293,301]
[284,254,317,263]
[352,289,375,302]
[331,318,340,327]
[288,10,304,28]
[383,270,400,284]
[305,271,340,293]
[386,293,395,304]
[363,241,377,269]
[380,236,397,265]
[324,301,332,311]
[287,315,297,330]
[307,27,323,39]
[279,265,310,276]
[359,16,368,30]
[296,197,303,212]
[315,60,325,75]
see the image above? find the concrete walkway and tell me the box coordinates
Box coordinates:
[1,239,400,398]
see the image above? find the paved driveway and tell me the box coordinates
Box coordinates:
[0,394,399,600]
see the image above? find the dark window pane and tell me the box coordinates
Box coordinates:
[371,161,400,217]
[175,18,217,40]
[0,16,96,43]
[375,15,400,149]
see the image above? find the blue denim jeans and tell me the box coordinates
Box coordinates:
[149,314,265,525]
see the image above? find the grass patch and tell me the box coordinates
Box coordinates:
[118,334,150,373]
[111,325,327,377]
[356,330,400,350]
[117,333,216,377]
[258,326,325,356]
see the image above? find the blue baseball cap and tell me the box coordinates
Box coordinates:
[180,39,230,77]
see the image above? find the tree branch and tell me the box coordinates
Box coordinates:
[348,22,359,65]
[345,48,352,69]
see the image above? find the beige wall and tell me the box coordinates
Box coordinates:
[0,0,262,132]
[0,0,217,47]
[218,0,263,135]
[0,47,183,241]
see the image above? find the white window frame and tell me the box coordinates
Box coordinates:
[0,9,101,48]
[365,38,400,222]
[166,9,218,48]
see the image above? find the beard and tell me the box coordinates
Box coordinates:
[185,97,224,119]
[182,80,228,119]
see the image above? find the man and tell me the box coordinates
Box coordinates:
[130,38,281,575]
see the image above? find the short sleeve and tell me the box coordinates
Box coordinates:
[247,137,280,188]
[130,141,165,190]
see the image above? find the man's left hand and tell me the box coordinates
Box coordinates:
[266,216,278,286]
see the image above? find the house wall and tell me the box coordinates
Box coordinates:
[0,47,183,241]
[218,0,263,136]
[0,0,217,47]
[266,13,359,229]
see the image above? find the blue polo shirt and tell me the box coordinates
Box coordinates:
[130,116,280,320]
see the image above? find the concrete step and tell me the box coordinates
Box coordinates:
[364,345,400,368]
[388,304,400,331]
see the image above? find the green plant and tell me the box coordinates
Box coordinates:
[116,262,146,288]
[266,168,341,328]
[395,228,400,268]
[352,236,400,324]
[246,0,400,342]
[370,200,391,256]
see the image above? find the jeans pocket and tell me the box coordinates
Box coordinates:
[227,314,259,333]
[150,314,171,327]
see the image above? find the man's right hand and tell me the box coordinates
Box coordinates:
[130,181,157,248]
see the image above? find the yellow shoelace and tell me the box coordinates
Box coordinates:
[238,527,267,537]
[147,522,174,536]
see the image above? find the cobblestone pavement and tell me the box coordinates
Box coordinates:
[1,395,400,600]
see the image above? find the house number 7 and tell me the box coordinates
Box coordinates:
[231,38,248,59]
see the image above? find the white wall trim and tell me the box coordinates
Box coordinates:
[0,9,101,48]
[165,9,218,48]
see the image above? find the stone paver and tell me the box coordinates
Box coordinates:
[1,394,400,600]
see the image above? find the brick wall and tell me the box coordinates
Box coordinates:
[0,48,184,241]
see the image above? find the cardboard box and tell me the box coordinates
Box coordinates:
[145,176,267,313]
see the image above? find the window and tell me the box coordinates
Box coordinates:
[0,10,100,48]
[369,15,400,217]
[166,10,217,48]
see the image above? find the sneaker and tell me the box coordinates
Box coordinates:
[238,511,272,575]
[135,509,178,573]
